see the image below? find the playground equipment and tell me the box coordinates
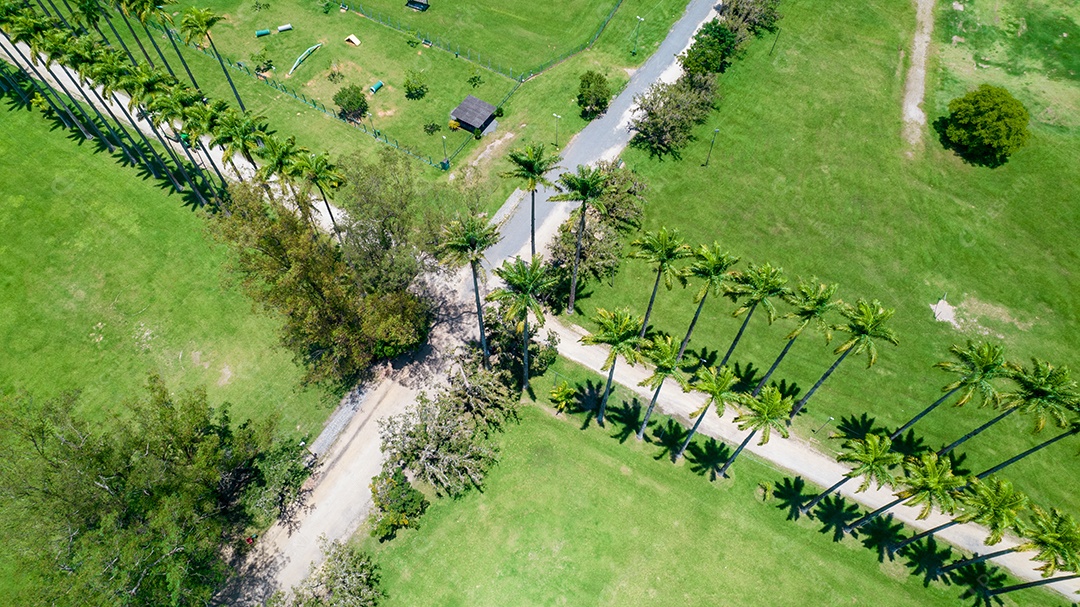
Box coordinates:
[277,23,293,32]
[369,80,384,94]
[345,34,361,46]
[255,29,270,37]
[288,43,322,75]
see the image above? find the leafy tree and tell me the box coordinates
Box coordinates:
[674,365,741,461]
[581,307,644,425]
[403,69,428,100]
[551,165,609,313]
[501,143,561,256]
[718,385,792,478]
[577,69,612,119]
[484,304,560,387]
[720,262,789,367]
[679,18,741,76]
[548,208,623,290]
[637,335,692,440]
[488,256,557,388]
[368,467,428,541]
[445,354,519,435]
[801,433,903,515]
[438,213,501,367]
[467,73,483,88]
[592,159,647,233]
[333,84,369,122]
[721,0,783,42]
[942,84,1030,166]
[631,227,692,340]
[754,279,840,396]
[270,539,384,606]
[630,74,718,157]
[677,243,739,360]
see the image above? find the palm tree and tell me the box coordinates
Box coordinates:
[181,98,230,187]
[973,420,1080,481]
[673,365,740,461]
[550,164,608,314]
[789,298,899,421]
[753,279,841,397]
[255,134,305,202]
[844,452,968,533]
[120,0,176,77]
[70,0,138,66]
[580,307,643,426]
[501,143,561,256]
[893,478,1028,553]
[717,385,792,478]
[939,504,1080,577]
[153,0,201,90]
[631,227,691,340]
[488,256,556,389]
[676,243,739,360]
[293,152,346,247]
[800,433,903,515]
[179,7,245,110]
[939,358,1079,456]
[719,262,788,367]
[438,214,501,369]
[887,341,1009,443]
[636,335,691,440]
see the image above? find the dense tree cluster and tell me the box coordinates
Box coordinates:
[269,539,384,607]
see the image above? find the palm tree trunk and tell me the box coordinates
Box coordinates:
[638,268,663,341]
[717,429,757,478]
[636,382,664,440]
[116,8,156,67]
[139,20,176,78]
[521,314,531,389]
[100,13,140,66]
[74,76,119,153]
[987,574,1080,597]
[800,476,853,515]
[43,0,72,27]
[974,425,1080,481]
[207,33,246,111]
[789,348,853,421]
[0,39,72,128]
[597,359,616,426]
[3,37,83,132]
[470,261,490,369]
[529,188,536,257]
[316,188,345,248]
[198,139,227,189]
[889,386,963,441]
[566,202,587,315]
[673,401,711,461]
[719,302,756,367]
[938,547,1014,575]
[0,64,28,100]
[937,407,1017,456]
[753,336,797,397]
[891,519,958,553]
[844,495,906,533]
[38,56,100,139]
[161,20,199,90]
[676,291,708,361]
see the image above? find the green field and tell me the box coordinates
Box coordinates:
[360,383,1068,606]
[575,0,1080,518]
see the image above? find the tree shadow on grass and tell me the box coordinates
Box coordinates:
[836,413,881,441]
[607,398,643,444]
[575,379,604,430]
[932,116,1011,169]
[731,361,761,393]
[856,514,906,562]
[890,429,931,458]
[684,437,730,481]
[951,561,1007,607]
[649,417,688,462]
[814,494,860,542]
[900,537,955,587]
[681,346,720,375]
[772,476,812,521]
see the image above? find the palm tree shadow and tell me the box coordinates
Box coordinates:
[836,413,881,441]
[685,437,730,481]
[772,476,812,520]
[682,346,720,375]
[900,537,955,587]
[607,398,643,444]
[942,450,972,477]
[814,494,860,542]
[576,379,603,430]
[951,561,1006,606]
[857,514,906,562]
[890,429,931,458]
[731,361,760,392]
[649,417,688,462]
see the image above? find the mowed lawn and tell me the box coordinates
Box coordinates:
[362,401,1067,606]
[577,0,1080,515]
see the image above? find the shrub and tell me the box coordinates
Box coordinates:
[493,106,504,118]
[467,74,484,88]
[941,84,1030,166]
[404,69,428,100]
[326,70,344,84]
[550,380,577,414]
[423,122,442,135]
[679,18,741,76]
[333,84,368,122]
[577,70,612,119]
[369,466,428,541]
[473,127,483,140]
[630,74,718,156]
[448,119,461,130]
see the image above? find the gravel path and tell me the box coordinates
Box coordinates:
[901,0,937,153]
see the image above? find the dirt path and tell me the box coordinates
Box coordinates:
[901,0,938,153]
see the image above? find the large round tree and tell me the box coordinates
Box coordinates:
[943,84,1030,166]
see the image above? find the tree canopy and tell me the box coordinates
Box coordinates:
[942,84,1030,167]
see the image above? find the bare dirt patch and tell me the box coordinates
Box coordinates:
[929,295,1035,336]
[218,364,234,386]
[901,0,938,154]
[468,131,517,170]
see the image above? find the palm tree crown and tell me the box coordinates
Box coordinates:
[581,307,643,424]
[835,298,900,368]
[677,242,739,360]
[895,452,968,520]
[551,164,608,314]
[1004,359,1080,434]
[631,227,691,339]
[838,433,903,493]
[636,334,691,440]
[440,214,501,368]
[937,341,1010,408]
[674,365,741,461]
[489,256,556,387]
[501,143,561,256]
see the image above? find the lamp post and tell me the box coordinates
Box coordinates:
[553,113,561,148]
[632,16,644,56]
[704,128,719,167]
[441,135,448,170]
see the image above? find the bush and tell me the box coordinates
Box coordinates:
[484,305,559,385]
[404,69,428,100]
[423,122,442,135]
[333,84,368,122]
[449,119,461,131]
[577,70,612,119]
[473,127,483,140]
[269,539,384,606]
[679,19,741,76]
[326,70,344,84]
[630,74,718,157]
[721,0,782,43]
[467,74,484,88]
[493,106,504,118]
[941,84,1030,167]
[369,466,428,541]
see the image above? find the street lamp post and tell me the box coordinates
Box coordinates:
[704,128,719,167]
[553,113,561,148]
[632,16,644,56]
[441,135,448,170]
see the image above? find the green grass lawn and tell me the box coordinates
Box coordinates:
[574,0,1080,517]
[359,361,1068,606]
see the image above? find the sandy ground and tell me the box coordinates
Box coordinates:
[902,0,938,153]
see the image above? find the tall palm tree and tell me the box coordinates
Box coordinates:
[118,63,196,192]
[550,164,608,314]
[631,227,691,340]
[673,365,740,461]
[753,279,841,397]
[62,35,140,161]
[676,242,739,360]
[636,335,691,440]
[438,214,501,369]
[293,152,346,247]
[181,98,230,187]
[844,452,968,533]
[888,341,1009,443]
[488,256,556,389]
[973,420,1080,481]
[719,262,788,368]
[893,478,1028,553]
[179,7,245,110]
[255,134,304,202]
[120,0,176,77]
[0,24,73,130]
[500,143,561,257]
[71,0,139,67]
[789,298,899,421]
[800,433,903,515]
[717,385,792,478]
[581,307,643,426]
[939,359,1079,456]
[146,86,211,204]
[152,0,200,90]
[939,505,1080,577]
